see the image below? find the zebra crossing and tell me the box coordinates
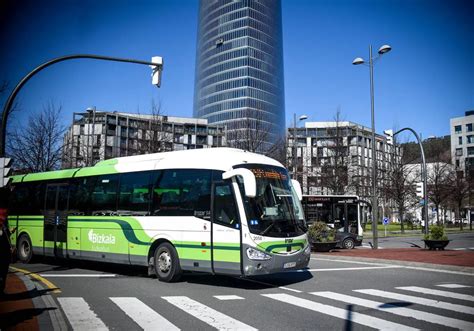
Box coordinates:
[55,283,474,330]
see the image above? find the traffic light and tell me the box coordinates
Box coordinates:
[0,157,12,188]
[150,56,163,87]
[415,181,424,198]
[384,129,394,145]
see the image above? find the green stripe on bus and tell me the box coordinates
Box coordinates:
[20,168,80,182]
[68,218,151,246]
[74,165,118,177]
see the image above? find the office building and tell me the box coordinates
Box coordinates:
[450,110,474,174]
[288,121,400,200]
[193,0,285,152]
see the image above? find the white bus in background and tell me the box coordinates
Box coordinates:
[8,148,310,282]
[302,195,362,235]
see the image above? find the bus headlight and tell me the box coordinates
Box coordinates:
[246,247,272,260]
[304,244,311,255]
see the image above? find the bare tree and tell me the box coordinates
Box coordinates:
[138,99,173,154]
[381,143,418,233]
[228,109,272,153]
[8,102,65,172]
[448,170,470,230]
[319,110,349,195]
[427,149,454,224]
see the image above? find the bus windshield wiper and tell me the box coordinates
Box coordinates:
[260,221,276,236]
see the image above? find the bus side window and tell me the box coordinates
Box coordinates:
[118,171,152,216]
[152,169,211,218]
[69,178,92,216]
[90,175,119,216]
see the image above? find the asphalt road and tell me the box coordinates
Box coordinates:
[12,254,474,330]
[363,231,474,250]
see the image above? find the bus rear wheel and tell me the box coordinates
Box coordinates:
[154,242,182,282]
[17,234,33,263]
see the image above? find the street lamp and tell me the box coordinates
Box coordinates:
[293,114,308,183]
[353,44,392,249]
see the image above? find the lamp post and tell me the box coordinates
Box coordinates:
[391,127,429,235]
[293,113,308,183]
[353,44,391,249]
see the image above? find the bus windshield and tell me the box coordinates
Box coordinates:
[235,164,306,237]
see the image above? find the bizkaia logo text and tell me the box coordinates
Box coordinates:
[88,229,116,244]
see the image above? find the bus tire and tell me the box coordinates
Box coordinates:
[17,234,33,263]
[343,238,355,250]
[154,242,182,282]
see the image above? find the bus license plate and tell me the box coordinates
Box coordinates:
[284,262,296,269]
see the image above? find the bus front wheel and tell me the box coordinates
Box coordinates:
[154,242,182,282]
[17,234,33,263]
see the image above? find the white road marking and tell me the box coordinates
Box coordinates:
[312,291,474,330]
[437,284,471,289]
[214,295,245,300]
[278,286,302,293]
[40,274,116,277]
[58,297,108,331]
[110,297,179,330]
[354,289,474,315]
[300,266,402,272]
[162,296,257,330]
[397,286,474,302]
[310,258,391,266]
[401,266,474,276]
[262,293,417,330]
[453,248,466,251]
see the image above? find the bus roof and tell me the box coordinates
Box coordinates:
[10,148,284,183]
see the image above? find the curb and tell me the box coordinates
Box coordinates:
[313,253,474,275]
[1,269,68,331]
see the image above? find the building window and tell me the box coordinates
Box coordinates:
[459,136,463,145]
[468,147,474,155]
[467,123,473,132]
[454,125,462,133]
[456,159,460,168]
[468,135,474,144]
[456,148,463,156]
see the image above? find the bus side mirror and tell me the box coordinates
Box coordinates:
[222,168,256,198]
[291,179,303,201]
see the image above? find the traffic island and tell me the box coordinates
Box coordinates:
[327,248,474,268]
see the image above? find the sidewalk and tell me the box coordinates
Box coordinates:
[326,247,474,268]
[0,271,39,331]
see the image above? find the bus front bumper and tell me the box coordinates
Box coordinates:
[242,244,311,276]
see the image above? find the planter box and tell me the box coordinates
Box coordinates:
[311,241,338,252]
[423,239,450,250]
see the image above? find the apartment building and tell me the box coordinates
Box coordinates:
[62,109,226,168]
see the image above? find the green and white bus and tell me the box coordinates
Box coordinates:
[7,148,310,282]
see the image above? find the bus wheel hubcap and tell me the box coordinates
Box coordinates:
[158,251,171,273]
[22,241,30,257]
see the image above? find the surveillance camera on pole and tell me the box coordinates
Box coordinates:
[0,157,12,188]
[415,181,424,198]
[150,56,163,87]
[384,129,394,145]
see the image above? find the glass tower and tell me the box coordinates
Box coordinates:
[193,0,285,152]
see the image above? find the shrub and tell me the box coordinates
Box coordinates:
[308,221,336,243]
[424,224,448,241]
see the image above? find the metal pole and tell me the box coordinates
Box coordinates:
[394,127,429,235]
[0,54,163,157]
[293,113,297,180]
[369,45,378,249]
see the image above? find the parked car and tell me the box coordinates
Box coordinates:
[334,227,363,249]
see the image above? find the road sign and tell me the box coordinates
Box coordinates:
[383,217,389,225]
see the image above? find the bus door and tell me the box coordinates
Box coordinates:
[44,184,68,258]
[211,181,242,275]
